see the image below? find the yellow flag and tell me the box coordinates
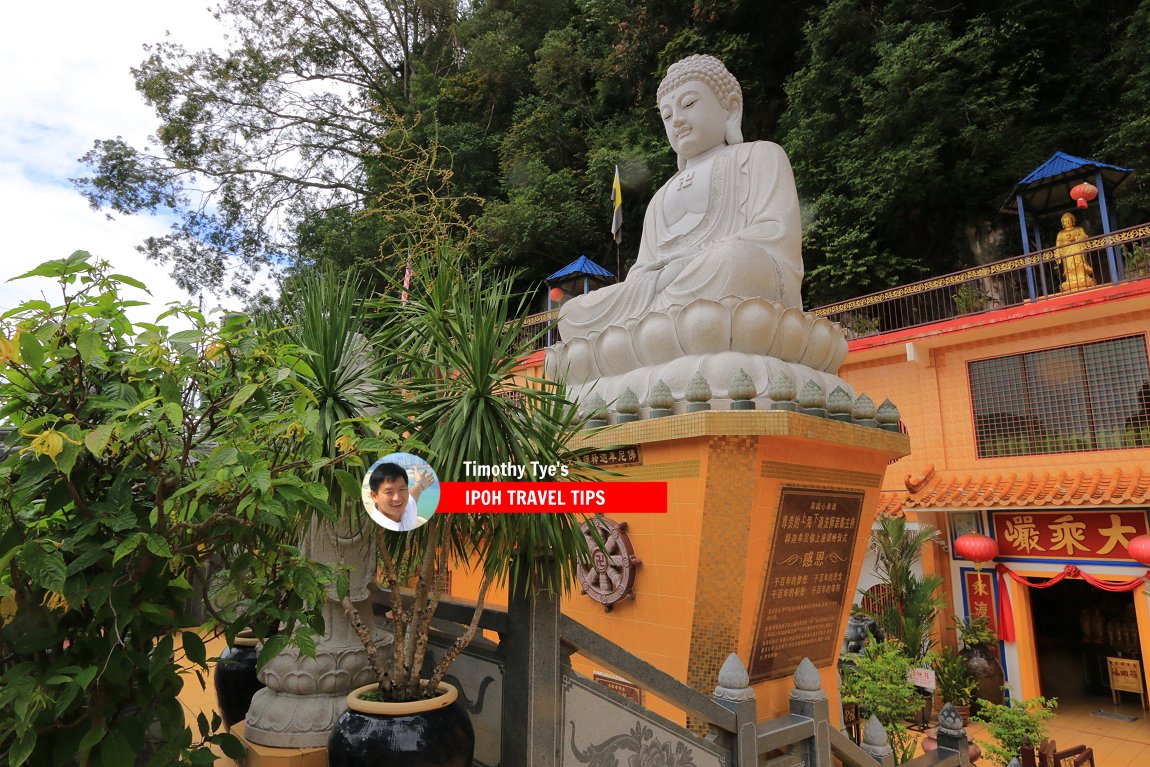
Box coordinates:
[611,165,623,244]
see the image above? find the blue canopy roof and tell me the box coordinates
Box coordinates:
[1002,152,1134,215]
[546,256,614,283]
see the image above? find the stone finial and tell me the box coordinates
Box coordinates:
[768,370,796,401]
[617,388,640,414]
[862,716,893,760]
[827,386,852,415]
[616,388,641,423]
[937,702,964,738]
[646,380,674,416]
[876,398,901,431]
[789,658,827,702]
[714,653,754,702]
[729,369,756,410]
[686,372,712,412]
[582,393,608,428]
[852,392,878,426]
[768,371,798,412]
[798,380,826,417]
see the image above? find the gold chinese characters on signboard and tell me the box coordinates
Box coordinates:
[585,446,641,467]
[749,488,865,681]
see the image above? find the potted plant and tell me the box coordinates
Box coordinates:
[840,640,922,765]
[957,614,1005,707]
[972,695,1057,767]
[325,249,604,765]
[933,645,976,723]
[862,514,945,724]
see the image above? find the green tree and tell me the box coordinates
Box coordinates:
[782,0,1150,306]
[73,0,467,299]
[342,247,606,701]
[0,252,351,764]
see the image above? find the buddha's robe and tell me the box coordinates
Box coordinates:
[558,141,803,341]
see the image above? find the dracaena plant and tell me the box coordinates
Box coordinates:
[338,248,605,703]
[0,252,359,766]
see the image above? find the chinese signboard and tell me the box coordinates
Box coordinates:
[1106,657,1145,706]
[962,570,997,633]
[585,446,641,467]
[593,672,643,704]
[749,488,865,682]
[991,510,1150,561]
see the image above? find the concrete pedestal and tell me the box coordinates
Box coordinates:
[566,410,909,726]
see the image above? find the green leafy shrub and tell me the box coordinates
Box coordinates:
[933,645,976,706]
[972,696,1057,767]
[0,253,347,765]
[841,640,921,764]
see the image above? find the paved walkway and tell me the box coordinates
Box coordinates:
[177,635,1150,766]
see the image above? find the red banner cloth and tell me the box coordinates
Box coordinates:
[993,563,1150,643]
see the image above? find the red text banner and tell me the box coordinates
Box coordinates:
[962,570,997,633]
[437,482,667,514]
[990,510,1150,561]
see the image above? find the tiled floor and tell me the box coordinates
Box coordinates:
[178,639,1150,767]
[923,693,1150,767]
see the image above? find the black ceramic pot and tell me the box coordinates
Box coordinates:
[328,682,474,767]
[213,635,264,728]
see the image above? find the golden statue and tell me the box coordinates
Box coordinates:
[1056,212,1096,292]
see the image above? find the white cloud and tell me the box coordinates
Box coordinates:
[0,1,254,321]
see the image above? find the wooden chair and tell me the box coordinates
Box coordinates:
[1073,748,1096,767]
[1051,745,1087,767]
[1019,737,1038,767]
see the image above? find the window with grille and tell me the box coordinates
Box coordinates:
[969,335,1150,457]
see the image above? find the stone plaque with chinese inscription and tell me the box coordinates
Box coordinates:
[750,488,865,682]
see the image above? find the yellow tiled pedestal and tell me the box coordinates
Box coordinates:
[562,410,910,726]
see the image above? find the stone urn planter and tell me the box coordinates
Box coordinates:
[327,682,474,767]
[962,644,1005,710]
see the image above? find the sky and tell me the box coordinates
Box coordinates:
[0,2,238,321]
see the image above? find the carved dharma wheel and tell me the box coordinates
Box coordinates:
[577,517,641,611]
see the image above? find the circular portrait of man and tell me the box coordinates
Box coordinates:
[361,453,440,532]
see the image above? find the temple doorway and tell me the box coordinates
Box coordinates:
[1028,577,1142,702]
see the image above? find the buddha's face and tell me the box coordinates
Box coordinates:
[1061,212,1077,228]
[659,80,731,161]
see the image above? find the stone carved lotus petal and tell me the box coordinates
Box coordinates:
[799,317,842,372]
[826,324,849,372]
[563,336,599,384]
[767,307,809,363]
[633,311,685,366]
[674,299,731,356]
[594,325,641,377]
[543,344,566,380]
[731,297,781,356]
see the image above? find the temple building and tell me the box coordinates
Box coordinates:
[827,152,1150,709]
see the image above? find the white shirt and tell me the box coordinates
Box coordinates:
[369,495,421,531]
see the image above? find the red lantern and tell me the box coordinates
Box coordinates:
[548,287,565,303]
[1070,182,1098,209]
[1128,534,1150,567]
[953,532,999,566]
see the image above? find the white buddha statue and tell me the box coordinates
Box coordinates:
[548,55,850,414]
[560,55,803,337]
